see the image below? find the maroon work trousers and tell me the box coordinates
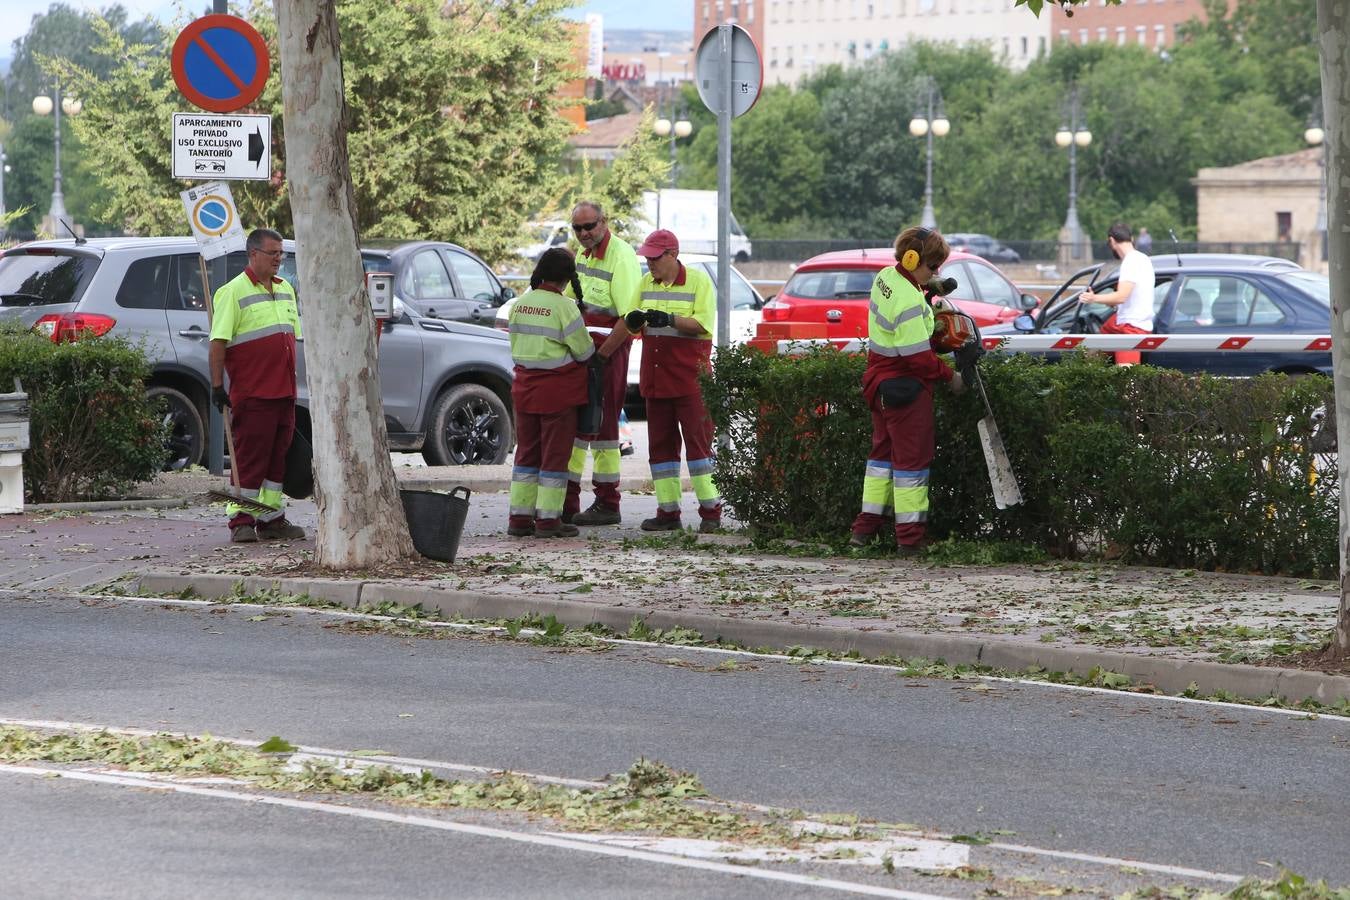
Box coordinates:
[646,392,720,523]
[851,386,935,547]
[511,406,578,531]
[229,396,295,529]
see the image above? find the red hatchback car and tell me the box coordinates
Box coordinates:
[761,248,1038,339]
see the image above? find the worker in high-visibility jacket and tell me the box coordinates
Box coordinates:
[563,200,641,527]
[850,226,965,554]
[208,227,305,544]
[623,229,722,533]
[507,248,599,538]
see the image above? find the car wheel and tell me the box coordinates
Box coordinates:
[423,383,512,466]
[734,251,750,263]
[147,386,204,472]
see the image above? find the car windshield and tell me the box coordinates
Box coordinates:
[0,251,98,307]
[1278,271,1330,306]
[783,268,878,300]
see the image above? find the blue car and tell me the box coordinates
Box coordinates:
[990,255,1331,376]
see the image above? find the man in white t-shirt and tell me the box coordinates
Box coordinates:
[1082,223,1155,365]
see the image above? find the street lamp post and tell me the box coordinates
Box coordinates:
[0,141,8,239]
[1055,85,1092,264]
[32,81,82,236]
[653,88,691,226]
[1305,117,1327,265]
[908,77,949,230]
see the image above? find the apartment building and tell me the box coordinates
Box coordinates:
[751,0,1052,87]
[1049,0,1219,51]
[694,0,768,59]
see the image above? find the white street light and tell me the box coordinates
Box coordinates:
[1057,85,1091,262]
[1307,117,1327,262]
[31,80,81,234]
[654,118,672,137]
[910,77,948,229]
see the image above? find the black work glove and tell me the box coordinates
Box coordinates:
[644,309,674,329]
[953,339,984,373]
[588,352,607,370]
[211,386,230,412]
[624,309,647,332]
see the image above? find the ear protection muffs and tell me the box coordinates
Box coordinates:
[900,226,934,272]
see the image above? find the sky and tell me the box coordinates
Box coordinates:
[1,1,692,57]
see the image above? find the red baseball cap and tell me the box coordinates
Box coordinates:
[637,229,679,257]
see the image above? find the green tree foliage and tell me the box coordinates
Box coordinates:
[681,86,828,237]
[43,0,579,262]
[1,3,155,234]
[688,32,1307,241]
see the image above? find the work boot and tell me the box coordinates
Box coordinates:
[535,521,580,538]
[573,503,621,527]
[230,525,258,543]
[697,519,721,535]
[256,519,306,541]
[640,516,681,532]
[895,537,932,557]
[507,523,535,537]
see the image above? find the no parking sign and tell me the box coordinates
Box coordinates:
[181,181,246,260]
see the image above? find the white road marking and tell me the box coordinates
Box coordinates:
[0,762,956,900]
[0,716,1253,886]
[66,590,1350,726]
[552,833,969,870]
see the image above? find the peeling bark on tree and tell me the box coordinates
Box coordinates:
[1317,0,1349,661]
[273,0,415,567]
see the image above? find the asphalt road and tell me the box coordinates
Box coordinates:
[2,593,1347,897]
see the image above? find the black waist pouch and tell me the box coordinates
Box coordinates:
[577,364,605,434]
[878,377,922,409]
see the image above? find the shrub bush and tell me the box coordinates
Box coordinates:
[0,328,166,503]
[704,347,1336,578]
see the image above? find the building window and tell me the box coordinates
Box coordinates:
[1059,28,1069,41]
[1154,23,1165,46]
[1276,211,1292,242]
[1021,35,1028,56]
[1096,26,1106,41]
[1115,26,1126,45]
[1002,36,1010,56]
[1136,25,1146,44]
[1039,35,1046,55]
[1079,28,1088,43]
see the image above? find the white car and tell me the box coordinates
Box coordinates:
[494,253,765,400]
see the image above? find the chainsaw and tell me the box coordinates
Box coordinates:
[930,300,1023,510]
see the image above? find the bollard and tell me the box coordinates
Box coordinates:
[0,379,30,514]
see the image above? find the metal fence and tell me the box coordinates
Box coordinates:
[750,239,1303,264]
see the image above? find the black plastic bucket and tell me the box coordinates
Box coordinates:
[400,486,471,563]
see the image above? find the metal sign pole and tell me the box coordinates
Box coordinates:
[715,25,732,353]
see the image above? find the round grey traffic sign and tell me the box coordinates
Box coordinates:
[694,24,763,118]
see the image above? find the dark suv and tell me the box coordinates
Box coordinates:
[0,237,516,469]
[360,241,515,326]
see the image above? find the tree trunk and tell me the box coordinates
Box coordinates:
[1318,0,1350,661]
[272,0,415,567]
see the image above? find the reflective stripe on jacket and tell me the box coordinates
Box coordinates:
[209,269,301,403]
[861,266,953,404]
[568,235,641,327]
[637,263,715,399]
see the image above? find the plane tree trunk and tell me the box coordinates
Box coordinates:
[272,0,415,568]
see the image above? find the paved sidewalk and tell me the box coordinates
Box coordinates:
[4,465,1348,707]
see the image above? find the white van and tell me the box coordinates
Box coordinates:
[635,190,752,262]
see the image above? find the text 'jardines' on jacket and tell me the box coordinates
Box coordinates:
[208,267,301,406]
[568,231,641,330]
[508,286,595,413]
[861,265,953,404]
[636,262,715,399]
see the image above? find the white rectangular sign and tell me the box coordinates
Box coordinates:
[585,14,604,79]
[180,182,247,261]
[173,112,272,181]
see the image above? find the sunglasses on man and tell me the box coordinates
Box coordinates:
[572,221,600,232]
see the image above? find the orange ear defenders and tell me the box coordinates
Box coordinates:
[900,226,934,272]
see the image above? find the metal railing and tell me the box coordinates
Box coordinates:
[749,239,1303,264]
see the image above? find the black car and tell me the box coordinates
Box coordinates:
[945,233,1021,264]
[361,241,515,326]
[990,255,1331,376]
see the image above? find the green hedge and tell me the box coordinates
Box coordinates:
[704,347,1337,578]
[0,329,166,503]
